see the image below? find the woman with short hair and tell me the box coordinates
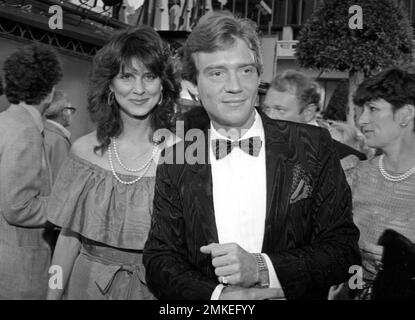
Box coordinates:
[331,67,415,299]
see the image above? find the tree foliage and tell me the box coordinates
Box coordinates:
[296,0,414,75]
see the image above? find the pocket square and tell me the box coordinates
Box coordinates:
[289,164,312,204]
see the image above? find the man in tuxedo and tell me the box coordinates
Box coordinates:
[143,11,361,300]
[262,69,367,161]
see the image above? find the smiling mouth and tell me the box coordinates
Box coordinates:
[222,99,247,105]
[129,98,150,105]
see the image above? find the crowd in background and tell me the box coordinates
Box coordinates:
[0,10,414,300]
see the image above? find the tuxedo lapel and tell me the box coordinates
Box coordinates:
[260,112,294,250]
[185,126,219,244]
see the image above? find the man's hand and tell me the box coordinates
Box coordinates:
[219,286,284,300]
[200,243,259,287]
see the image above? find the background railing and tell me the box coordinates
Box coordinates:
[67,0,415,37]
[64,0,324,36]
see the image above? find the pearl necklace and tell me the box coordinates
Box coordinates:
[111,137,156,172]
[378,154,415,182]
[108,138,158,185]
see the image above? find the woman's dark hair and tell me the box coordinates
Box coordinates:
[88,25,181,154]
[0,77,3,97]
[354,67,415,130]
[3,43,62,105]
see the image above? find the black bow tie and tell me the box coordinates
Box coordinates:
[212,136,263,160]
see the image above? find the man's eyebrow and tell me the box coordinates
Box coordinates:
[203,63,257,72]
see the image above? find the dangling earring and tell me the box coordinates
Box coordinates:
[107,91,114,106]
[157,92,163,106]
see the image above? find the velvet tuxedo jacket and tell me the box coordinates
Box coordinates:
[143,109,361,300]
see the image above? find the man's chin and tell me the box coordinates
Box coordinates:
[216,118,254,133]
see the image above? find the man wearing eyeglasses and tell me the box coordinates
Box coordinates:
[44,90,75,182]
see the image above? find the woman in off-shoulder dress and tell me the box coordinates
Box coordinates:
[46,25,180,300]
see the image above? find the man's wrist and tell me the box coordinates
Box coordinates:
[252,253,270,288]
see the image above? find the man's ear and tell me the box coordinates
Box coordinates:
[302,104,317,123]
[44,87,55,105]
[398,104,415,127]
[192,83,199,100]
[182,79,199,101]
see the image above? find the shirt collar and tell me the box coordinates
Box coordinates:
[17,103,44,133]
[307,119,319,127]
[210,109,265,142]
[46,119,71,140]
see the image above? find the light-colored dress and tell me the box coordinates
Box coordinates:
[346,156,415,298]
[47,153,156,300]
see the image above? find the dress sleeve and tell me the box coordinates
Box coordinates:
[46,154,154,250]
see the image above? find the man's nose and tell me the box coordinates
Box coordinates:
[225,72,242,93]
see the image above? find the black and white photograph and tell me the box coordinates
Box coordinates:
[0,0,414,307]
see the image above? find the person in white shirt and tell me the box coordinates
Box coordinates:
[143,11,360,300]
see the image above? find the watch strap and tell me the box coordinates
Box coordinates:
[252,253,270,288]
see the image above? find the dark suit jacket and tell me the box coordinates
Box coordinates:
[333,140,366,161]
[143,109,361,300]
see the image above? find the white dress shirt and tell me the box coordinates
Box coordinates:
[209,110,282,299]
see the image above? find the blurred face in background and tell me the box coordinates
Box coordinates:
[263,88,316,124]
[61,104,76,128]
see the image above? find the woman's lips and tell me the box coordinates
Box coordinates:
[128,98,150,105]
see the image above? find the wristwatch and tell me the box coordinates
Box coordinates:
[252,253,270,288]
